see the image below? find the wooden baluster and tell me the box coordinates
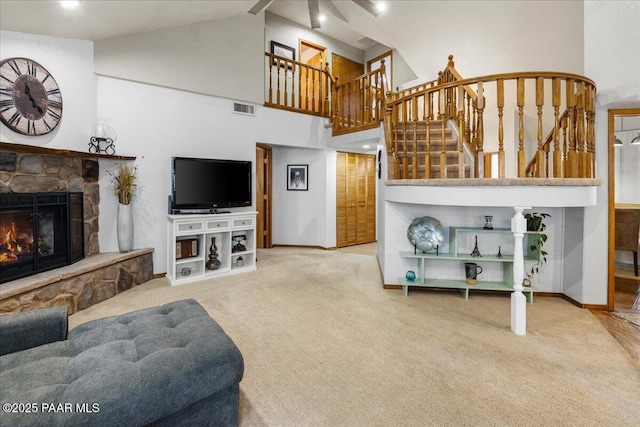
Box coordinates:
[403,121,409,179]
[576,81,586,178]
[562,115,568,166]
[318,66,323,115]
[283,62,289,108]
[298,65,303,110]
[335,80,341,130]
[393,105,399,178]
[585,84,595,178]
[291,63,300,108]
[552,78,562,177]
[324,63,331,117]
[362,76,367,125]
[458,85,465,178]
[566,79,577,177]
[517,78,526,177]
[471,103,477,159]
[303,67,310,112]
[535,77,546,177]
[429,91,434,120]
[497,79,505,178]
[476,82,485,178]
[412,119,418,178]
[425,94,432,179]
[347,82,353,130]
[422,91,427,121]
[466,95,471,147]
[268,55,274,104]
[440,116,446,179]
[276,58,282,106]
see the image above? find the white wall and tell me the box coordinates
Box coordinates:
[272,146,331,247]
[94,13,265,105]
[97,75,339,273]
[0,30,96,151]
[584,0,640,304]
[383,1,584,79]
[266,12,365,66]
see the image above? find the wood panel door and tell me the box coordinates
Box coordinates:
[336,152,376,247]
[332,54,364,125]
[256,144,272,248]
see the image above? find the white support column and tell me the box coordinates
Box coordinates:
[511,206,530,335]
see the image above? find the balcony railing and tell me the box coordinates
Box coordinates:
[265,52,333,117]
[265,52,387,135]
[264,53,597,181]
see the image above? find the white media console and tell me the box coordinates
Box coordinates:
[166,211,257,285]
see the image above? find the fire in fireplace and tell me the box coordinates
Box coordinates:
[0,193,84,283]
[0,210,34,264]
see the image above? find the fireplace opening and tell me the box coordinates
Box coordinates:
[0,193,84,283]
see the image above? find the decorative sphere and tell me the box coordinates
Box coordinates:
[405,270,416,282]
[407,216,445,253]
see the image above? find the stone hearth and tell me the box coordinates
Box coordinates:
[0,249,153,315]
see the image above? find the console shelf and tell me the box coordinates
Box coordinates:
[166,212,257,285]
[400,226,541,302]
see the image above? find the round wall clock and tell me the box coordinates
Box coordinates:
[0,57,62,136]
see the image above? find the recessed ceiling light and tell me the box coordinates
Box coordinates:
[375,2,387,13]
[362,145,371,149]
[319,14,326,22]
[61,1,80,8]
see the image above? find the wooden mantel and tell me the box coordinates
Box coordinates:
[0,141,136,161]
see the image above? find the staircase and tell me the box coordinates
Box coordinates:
[392,120,471,179]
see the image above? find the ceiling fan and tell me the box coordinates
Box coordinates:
[248,0,381,29]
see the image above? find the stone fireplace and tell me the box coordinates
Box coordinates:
[0,143,153,315]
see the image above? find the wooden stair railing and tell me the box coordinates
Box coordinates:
[525,108,572,177]
[264,53,596,181]
[384,55,596,180]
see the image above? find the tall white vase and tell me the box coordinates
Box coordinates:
[117,202,133,253]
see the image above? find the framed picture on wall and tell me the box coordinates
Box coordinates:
[271,41,295,68]
[287,164,308,191]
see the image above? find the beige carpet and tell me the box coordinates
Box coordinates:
[69,247,640,426]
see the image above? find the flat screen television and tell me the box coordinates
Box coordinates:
[171,157,252,212]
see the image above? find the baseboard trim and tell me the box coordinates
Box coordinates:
[272,244,328,250]
[380,286,608,309]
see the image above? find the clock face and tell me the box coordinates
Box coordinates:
[0,57,62,136]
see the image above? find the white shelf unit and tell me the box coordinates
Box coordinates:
[166,212,257,285]
[399,227,541,301]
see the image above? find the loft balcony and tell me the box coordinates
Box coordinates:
[264,54,599,182]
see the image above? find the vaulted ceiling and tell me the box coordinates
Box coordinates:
[0,0,391,50]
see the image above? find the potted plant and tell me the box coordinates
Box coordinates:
[524,212,550,283]
[110,164,137,253]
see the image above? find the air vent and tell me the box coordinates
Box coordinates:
[233,102,255,116]
[357,36,378,48]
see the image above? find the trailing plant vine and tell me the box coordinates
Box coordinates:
[524,212,550,280]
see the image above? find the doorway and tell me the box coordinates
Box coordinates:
[300,40,326,113]
[256,144,272,248]
[607,108,640,312]
[336,152,376,247]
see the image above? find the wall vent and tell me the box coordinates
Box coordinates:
[233,102,255,116]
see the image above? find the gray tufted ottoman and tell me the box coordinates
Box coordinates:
[0,299,244,427]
